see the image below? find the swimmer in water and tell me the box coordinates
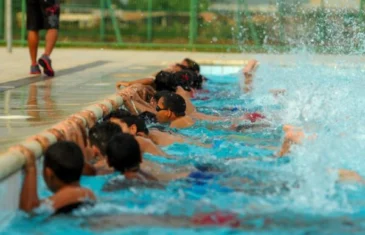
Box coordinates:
[116,58,205,90]
[89,122,191,180]
[242,59,286,96]
[120,70,265,124]
[106,111,169,157]
[155,92,195,129]
[88,122,123,175]
[16,142,95,214]
[276,125,365,183]
[105,109,186,147]
[103,133,162,191]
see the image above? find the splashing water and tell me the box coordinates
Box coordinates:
[250,53,365,214]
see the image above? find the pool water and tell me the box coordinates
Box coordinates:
[3,63,365,235]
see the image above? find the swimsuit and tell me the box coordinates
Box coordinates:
[192,211,240,227]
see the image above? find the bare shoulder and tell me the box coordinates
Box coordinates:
[49,187,96,210]
[136,136,153,145]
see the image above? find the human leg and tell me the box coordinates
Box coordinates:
[28,31,39,66]
[44,29,58,56]
[38,1,60,76]
[26,0,43,74]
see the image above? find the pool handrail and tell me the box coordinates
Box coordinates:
[0,94,124,181]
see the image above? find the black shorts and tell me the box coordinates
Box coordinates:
[26,0,60,31]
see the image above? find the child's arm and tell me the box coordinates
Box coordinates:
[116,78,155,89]
[136,136,173,159]
[13,146,41,212]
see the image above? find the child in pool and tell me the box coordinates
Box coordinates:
[155,92,195,129]
[89,122,190,180]
[118,64,264,124]
[276,125,365,183]
[106,111,169,157]
[103,133,163,191]
[17,141,95,214]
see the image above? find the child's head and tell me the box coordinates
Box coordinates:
[151,90,171,108]
[155,71,176,92]
[110,115,149,137]
[88,122,122,157]
[106,133,142,173]
[156,92,186,123]
[43,141,84,192]
[182,58,200,73]
[103,109,132,122]
[173,70,195,91]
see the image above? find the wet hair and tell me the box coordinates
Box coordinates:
[183,58,200,73]
[154,90,171,102]
[173,70,195,91]
[154,71,176,92]
[161,92,186,117]
[175,63,188,70]
[44,141,84,184]
[89,122,122,156]
[119,116,149,135]
[103,109,132,122]
[106,133,141,173]
[195,74,204,90]
[138,111,158,124]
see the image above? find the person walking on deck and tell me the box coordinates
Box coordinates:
[27,0,60,76]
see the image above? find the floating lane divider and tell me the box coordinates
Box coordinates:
[0,94,124,181]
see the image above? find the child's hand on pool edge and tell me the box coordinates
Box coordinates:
[27,135,51,153]
[9,145,36,169]
[116,81,130,89]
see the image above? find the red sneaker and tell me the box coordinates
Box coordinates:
[30,65,41,75]
[38,55,55,77]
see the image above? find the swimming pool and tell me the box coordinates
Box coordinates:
[3,62,365,235]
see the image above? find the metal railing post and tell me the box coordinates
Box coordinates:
[21,0,26,46]
[106,0,122,43]
[5,0,12,53]
[243,0,259,46]
[236,0,242,35]
[0,0,3,40]
[189,0,198,46]
[147,0,152,42]
[319,0,326,43]
[360,0,365,24]
[277,0,285,45]
[100,0,105,42]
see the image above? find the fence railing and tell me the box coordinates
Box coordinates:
[1,0,365,53]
